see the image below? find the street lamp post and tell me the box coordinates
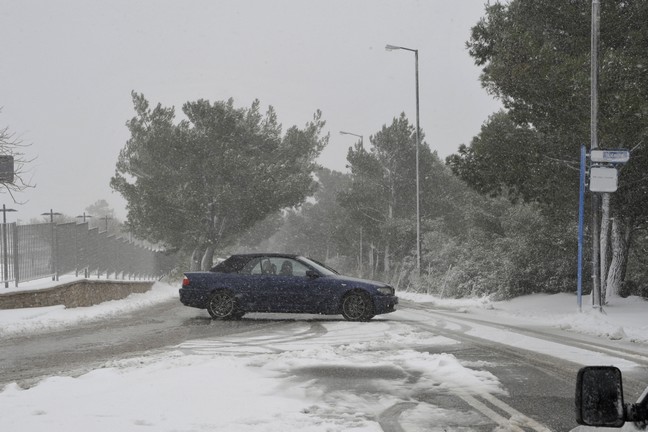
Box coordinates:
[339,130,365,277]
[385,44,422,276]
[76,212,93,224]
[41,209,62,280]
[101,215,113,233]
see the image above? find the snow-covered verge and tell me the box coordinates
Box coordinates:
[399,291,648,345]
[1,281,647,431]
[0,279,179,337]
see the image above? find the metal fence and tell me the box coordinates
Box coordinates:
[0,221,176,288]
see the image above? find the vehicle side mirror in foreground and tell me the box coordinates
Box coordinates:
[576,366,648,428]
[576,366,625,427]
[306,270,319,279]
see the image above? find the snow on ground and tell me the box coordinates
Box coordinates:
[399,291,648,345]
[0,280,647,431]
[0,277,179,338]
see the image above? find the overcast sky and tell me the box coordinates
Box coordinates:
[0,0,500,223]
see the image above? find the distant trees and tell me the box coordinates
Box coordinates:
[261,168,355,272]
[85,199,121,236]
[111,93,328,270]
[339,113,437,280]
[85,199,115,220]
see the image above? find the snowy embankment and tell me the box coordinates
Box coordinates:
[0,280,646,431]
[399,291,648,344]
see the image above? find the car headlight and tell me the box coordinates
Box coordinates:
[377,286,394,295]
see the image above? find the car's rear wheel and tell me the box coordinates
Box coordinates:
[207,290,243,320]
[341,291,375,321]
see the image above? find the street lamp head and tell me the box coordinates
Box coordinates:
[339,131,363,146]
[386,44,417,54]
[339,130,360,137]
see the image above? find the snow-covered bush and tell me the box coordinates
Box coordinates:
[416,198,576,299]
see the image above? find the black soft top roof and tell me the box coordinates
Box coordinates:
[231,253,299,259]
[210,253,300,273]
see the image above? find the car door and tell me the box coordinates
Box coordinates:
[270,257,312,313]
[240,256,281,312]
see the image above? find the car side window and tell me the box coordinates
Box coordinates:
[242,257,264,275]
[241,257,310,277]
[273,258,309,277]
[244,257,277,275]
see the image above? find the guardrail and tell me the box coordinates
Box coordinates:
[0,221,175,288]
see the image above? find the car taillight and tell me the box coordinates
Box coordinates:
[182,276,190,287]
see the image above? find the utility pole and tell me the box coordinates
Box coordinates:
[590,0,602,310]
[41,209,62,281]
[101,215,113,233]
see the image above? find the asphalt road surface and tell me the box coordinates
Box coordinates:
[2,298,648,431]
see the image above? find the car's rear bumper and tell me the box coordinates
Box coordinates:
[179,288,208,309]
[374,295,398,314]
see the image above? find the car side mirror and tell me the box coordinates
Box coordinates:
[576,366,625,427]
[306,270,319,279]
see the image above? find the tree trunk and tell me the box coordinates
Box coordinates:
[358,227,363,278]
[605,217,631,302]
[369,241,375,279]
[198,204,225,271]
[201,245,216,271]
[384,243,390,276]
[190,247,203,271]
[599,193,611,301]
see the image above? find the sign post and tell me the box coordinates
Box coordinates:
[583,147,630,311]
[577,146,586,312]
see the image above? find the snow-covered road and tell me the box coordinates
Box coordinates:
[1,281,647,431]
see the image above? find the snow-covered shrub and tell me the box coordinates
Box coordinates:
[415,197,576,299]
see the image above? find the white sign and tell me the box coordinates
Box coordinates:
[590,149,630,164]
[590,166,618,192]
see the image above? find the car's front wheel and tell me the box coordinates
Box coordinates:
[341,291,375,321]
[207,290,243,320]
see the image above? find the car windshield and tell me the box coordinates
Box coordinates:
[297,256,338,276]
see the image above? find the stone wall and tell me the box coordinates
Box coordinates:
[0,280,155,309]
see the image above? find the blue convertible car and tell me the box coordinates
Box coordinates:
[179,253,398,321]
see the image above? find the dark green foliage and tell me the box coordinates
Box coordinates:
[264,168,357,271]
[446,111,573,206]
[420,196,577,299]
[111,93,328,255]
[446,0,648,297]
[338,114,439,278]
